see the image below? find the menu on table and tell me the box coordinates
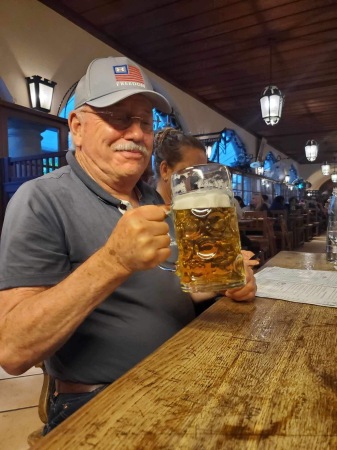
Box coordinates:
[255,266,337,308]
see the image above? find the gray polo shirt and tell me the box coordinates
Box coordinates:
[0,151,195,383]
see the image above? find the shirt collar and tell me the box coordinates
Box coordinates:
[119,186,142,214]
[66,150,148,211]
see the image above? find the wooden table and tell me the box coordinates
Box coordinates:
[33,252,337,449]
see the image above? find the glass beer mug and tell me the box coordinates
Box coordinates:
[162,163,246,293]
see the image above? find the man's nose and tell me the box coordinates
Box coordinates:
[124,117,145,139]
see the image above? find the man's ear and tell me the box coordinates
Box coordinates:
[68,111,83,146]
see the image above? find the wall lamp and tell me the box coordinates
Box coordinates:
[26,75,56,113]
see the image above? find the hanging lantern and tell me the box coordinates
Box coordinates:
[284,173,290,183]
[25,75,56,113]
[305,140,318,162]
[331,168,337,183]
[260,40,284,126]
[331,173,337,183]
[321,162,330,175]
[260,86,284,126]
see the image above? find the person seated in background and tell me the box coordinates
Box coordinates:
[153,127,253,229]
[324,197,330,211]
[0,60,257,435]
[232,196,245,219]
[250,193,270,213]
[308,199,321,215]
[270,195,286,211]
[234,195,246,209]
[262,194,271,208]
[286,196,300,211]
[234,197,243,219]
[316,198,328,220]
[154,128,246,221]
[153,127,207,204]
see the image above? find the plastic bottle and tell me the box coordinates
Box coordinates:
[326,187,337,262]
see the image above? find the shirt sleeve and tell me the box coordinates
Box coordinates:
[0,180,71,289]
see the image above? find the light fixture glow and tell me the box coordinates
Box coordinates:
[321,162,330,176]
[206,145,212,159]
[284,174,290,183]
[257,166,264,175]
[260,86,284,125]
[331,168,337,183]
[25,75,56,113]
[260,40,284,126]
[305,140,318,162]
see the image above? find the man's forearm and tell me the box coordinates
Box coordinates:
[0,246,130,375]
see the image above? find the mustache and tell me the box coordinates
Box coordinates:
[112,143,149,156]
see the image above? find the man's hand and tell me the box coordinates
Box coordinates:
[105,205,171,274]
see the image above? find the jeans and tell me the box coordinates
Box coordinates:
[42,385,107,435]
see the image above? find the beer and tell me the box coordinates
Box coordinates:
[173,190,245,292]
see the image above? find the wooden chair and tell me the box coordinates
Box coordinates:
[242,210,267,219]
[244,217,277,261]
[308,209,320,236]
[302,211,313,241]
[273,213,294,251]
[288,212,305,248]
[269,210,293,250]
[27,362,54,447]
[269,209,287,221]
[264,218,278,257]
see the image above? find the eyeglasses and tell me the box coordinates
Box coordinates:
[80,110,154,133]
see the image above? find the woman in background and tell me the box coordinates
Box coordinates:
[154,128,247,223]
[250,193,270,213]
[153,128,207,204]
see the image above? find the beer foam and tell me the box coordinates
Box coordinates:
[173,190,231,209]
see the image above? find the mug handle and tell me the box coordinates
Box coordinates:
[158,210,178,272]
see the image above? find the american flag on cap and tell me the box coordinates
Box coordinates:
[113,64,145,85]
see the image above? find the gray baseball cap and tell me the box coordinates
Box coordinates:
[74,56,171,113]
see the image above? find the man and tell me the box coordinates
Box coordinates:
[0,56,256,433]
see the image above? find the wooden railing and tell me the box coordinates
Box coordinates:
[2,151,67,182]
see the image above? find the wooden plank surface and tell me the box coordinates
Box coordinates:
[33,252,337,449]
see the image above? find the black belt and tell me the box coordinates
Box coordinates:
[55,379,107,394]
